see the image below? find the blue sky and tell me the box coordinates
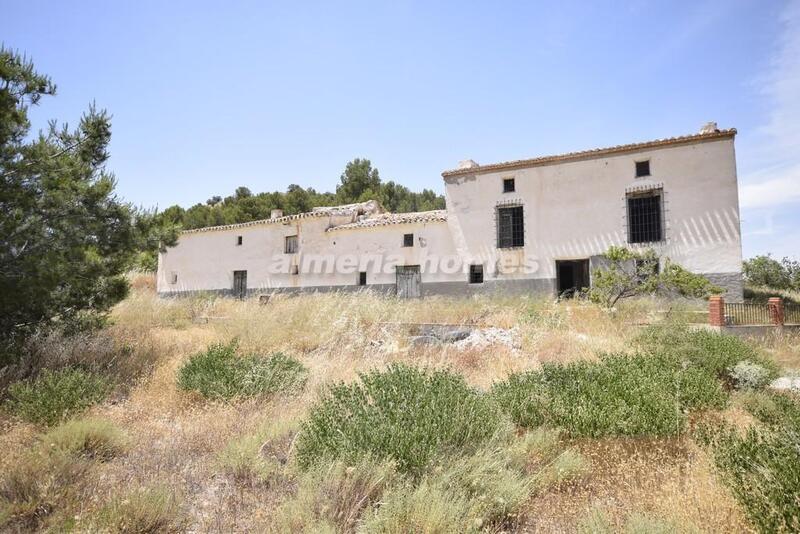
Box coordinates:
[3,0,799,259]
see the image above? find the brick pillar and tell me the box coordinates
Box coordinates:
[709,296,725,327]
[768,297,785,326]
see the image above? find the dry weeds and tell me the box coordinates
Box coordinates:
[0,275,767,532]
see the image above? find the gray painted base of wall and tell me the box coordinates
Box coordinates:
[158,272,738,301]
[704,272,744,303]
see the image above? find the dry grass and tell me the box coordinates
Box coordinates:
[0,276,772,532]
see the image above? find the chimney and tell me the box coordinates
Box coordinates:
[270,209,284,219]
[458,159,480,170]
[699,121,719,134]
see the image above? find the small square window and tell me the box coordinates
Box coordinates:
[635,160,651,177]
[503,178,515,193]
[469,264,484,284]
[358,272,367,286]
[403,233,414,247]
[285,235,298,254]
[236,235,243,246]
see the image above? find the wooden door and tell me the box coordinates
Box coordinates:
[233,270,247,300]
[396,265,421,298]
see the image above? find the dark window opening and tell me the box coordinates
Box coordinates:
[469,264,484,284]
[358,271,367,286]
[291,264,299,275]
[236,235,243,246]
[170,272,178,284]
[285,235,298,254]
[497,206,524,248]
[556,260,590,298]
[403,233,414,247]
[503,178,515,193]
[627,192,662,243]
[635,160,651,177]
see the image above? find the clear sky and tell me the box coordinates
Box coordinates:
[3,0,799,259]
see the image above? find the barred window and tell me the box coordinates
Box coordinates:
[285,235,298,254]
[497,206,524,248]
[503,178,515,193]
[469,264,484,284]
[627,192,662,243]
[403,233,414,247]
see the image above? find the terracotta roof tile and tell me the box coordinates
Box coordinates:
[327,210,447,231]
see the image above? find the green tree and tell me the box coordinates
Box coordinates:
[336,158,381,203]
[743,254,797,290]
[0,48,176,362]
[588,246,722,308]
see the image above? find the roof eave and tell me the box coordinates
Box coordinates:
[441,129,737,178]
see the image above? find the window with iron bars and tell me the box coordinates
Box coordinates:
[285,235,298,254]
[497,206,524,248]
[627,192,662,243]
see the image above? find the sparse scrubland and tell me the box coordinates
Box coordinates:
[1,274,799,532]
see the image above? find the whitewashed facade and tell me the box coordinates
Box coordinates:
[157,125,744,300]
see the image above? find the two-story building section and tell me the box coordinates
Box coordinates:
[157,124,744,300]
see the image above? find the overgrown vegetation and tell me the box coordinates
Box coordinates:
[0,48,178,365]
[699,391,800,533]
[588,246,722,307]
[635,324,780,383]
[295,364,505,475]
[743,254,800,291]
[177,340,308,400]
[492,352,726,437]
[4,368,110,425]
[91,486,184,533]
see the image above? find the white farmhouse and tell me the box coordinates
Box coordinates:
[157,124,744,300]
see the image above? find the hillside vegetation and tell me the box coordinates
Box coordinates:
[1,277,799,532]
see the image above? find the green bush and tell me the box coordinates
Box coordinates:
[699,391,800,533]
[177,341,307,400]
[294,364,506,476]
[4,368,110,426]
[635,325,780,382]
[492,353,726,438]
[40,418,127,461]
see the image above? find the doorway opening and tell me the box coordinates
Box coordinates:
[233,270,247,300]
[555,260,590,298]
[396,265,421,298]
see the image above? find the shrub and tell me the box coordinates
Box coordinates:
[92,486,184,533]
[274,459,396,532]
[4,368,110,425]
[218,419,298,485]
[728,361,772,390]
[0,449,89,530]
[294,364,506,475]
[533,448,590,490]
[177,341,307,400]
[635,325,780,383]
[40,418,127,461]
[492,353,726,437]
[699,391,800,533]
[361,480,474,533]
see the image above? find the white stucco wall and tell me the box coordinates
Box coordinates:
[444,137,743,285]
[157,133,743,298]
[156,215,459,294]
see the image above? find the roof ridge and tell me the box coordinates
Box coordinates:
[441,128,736,177]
